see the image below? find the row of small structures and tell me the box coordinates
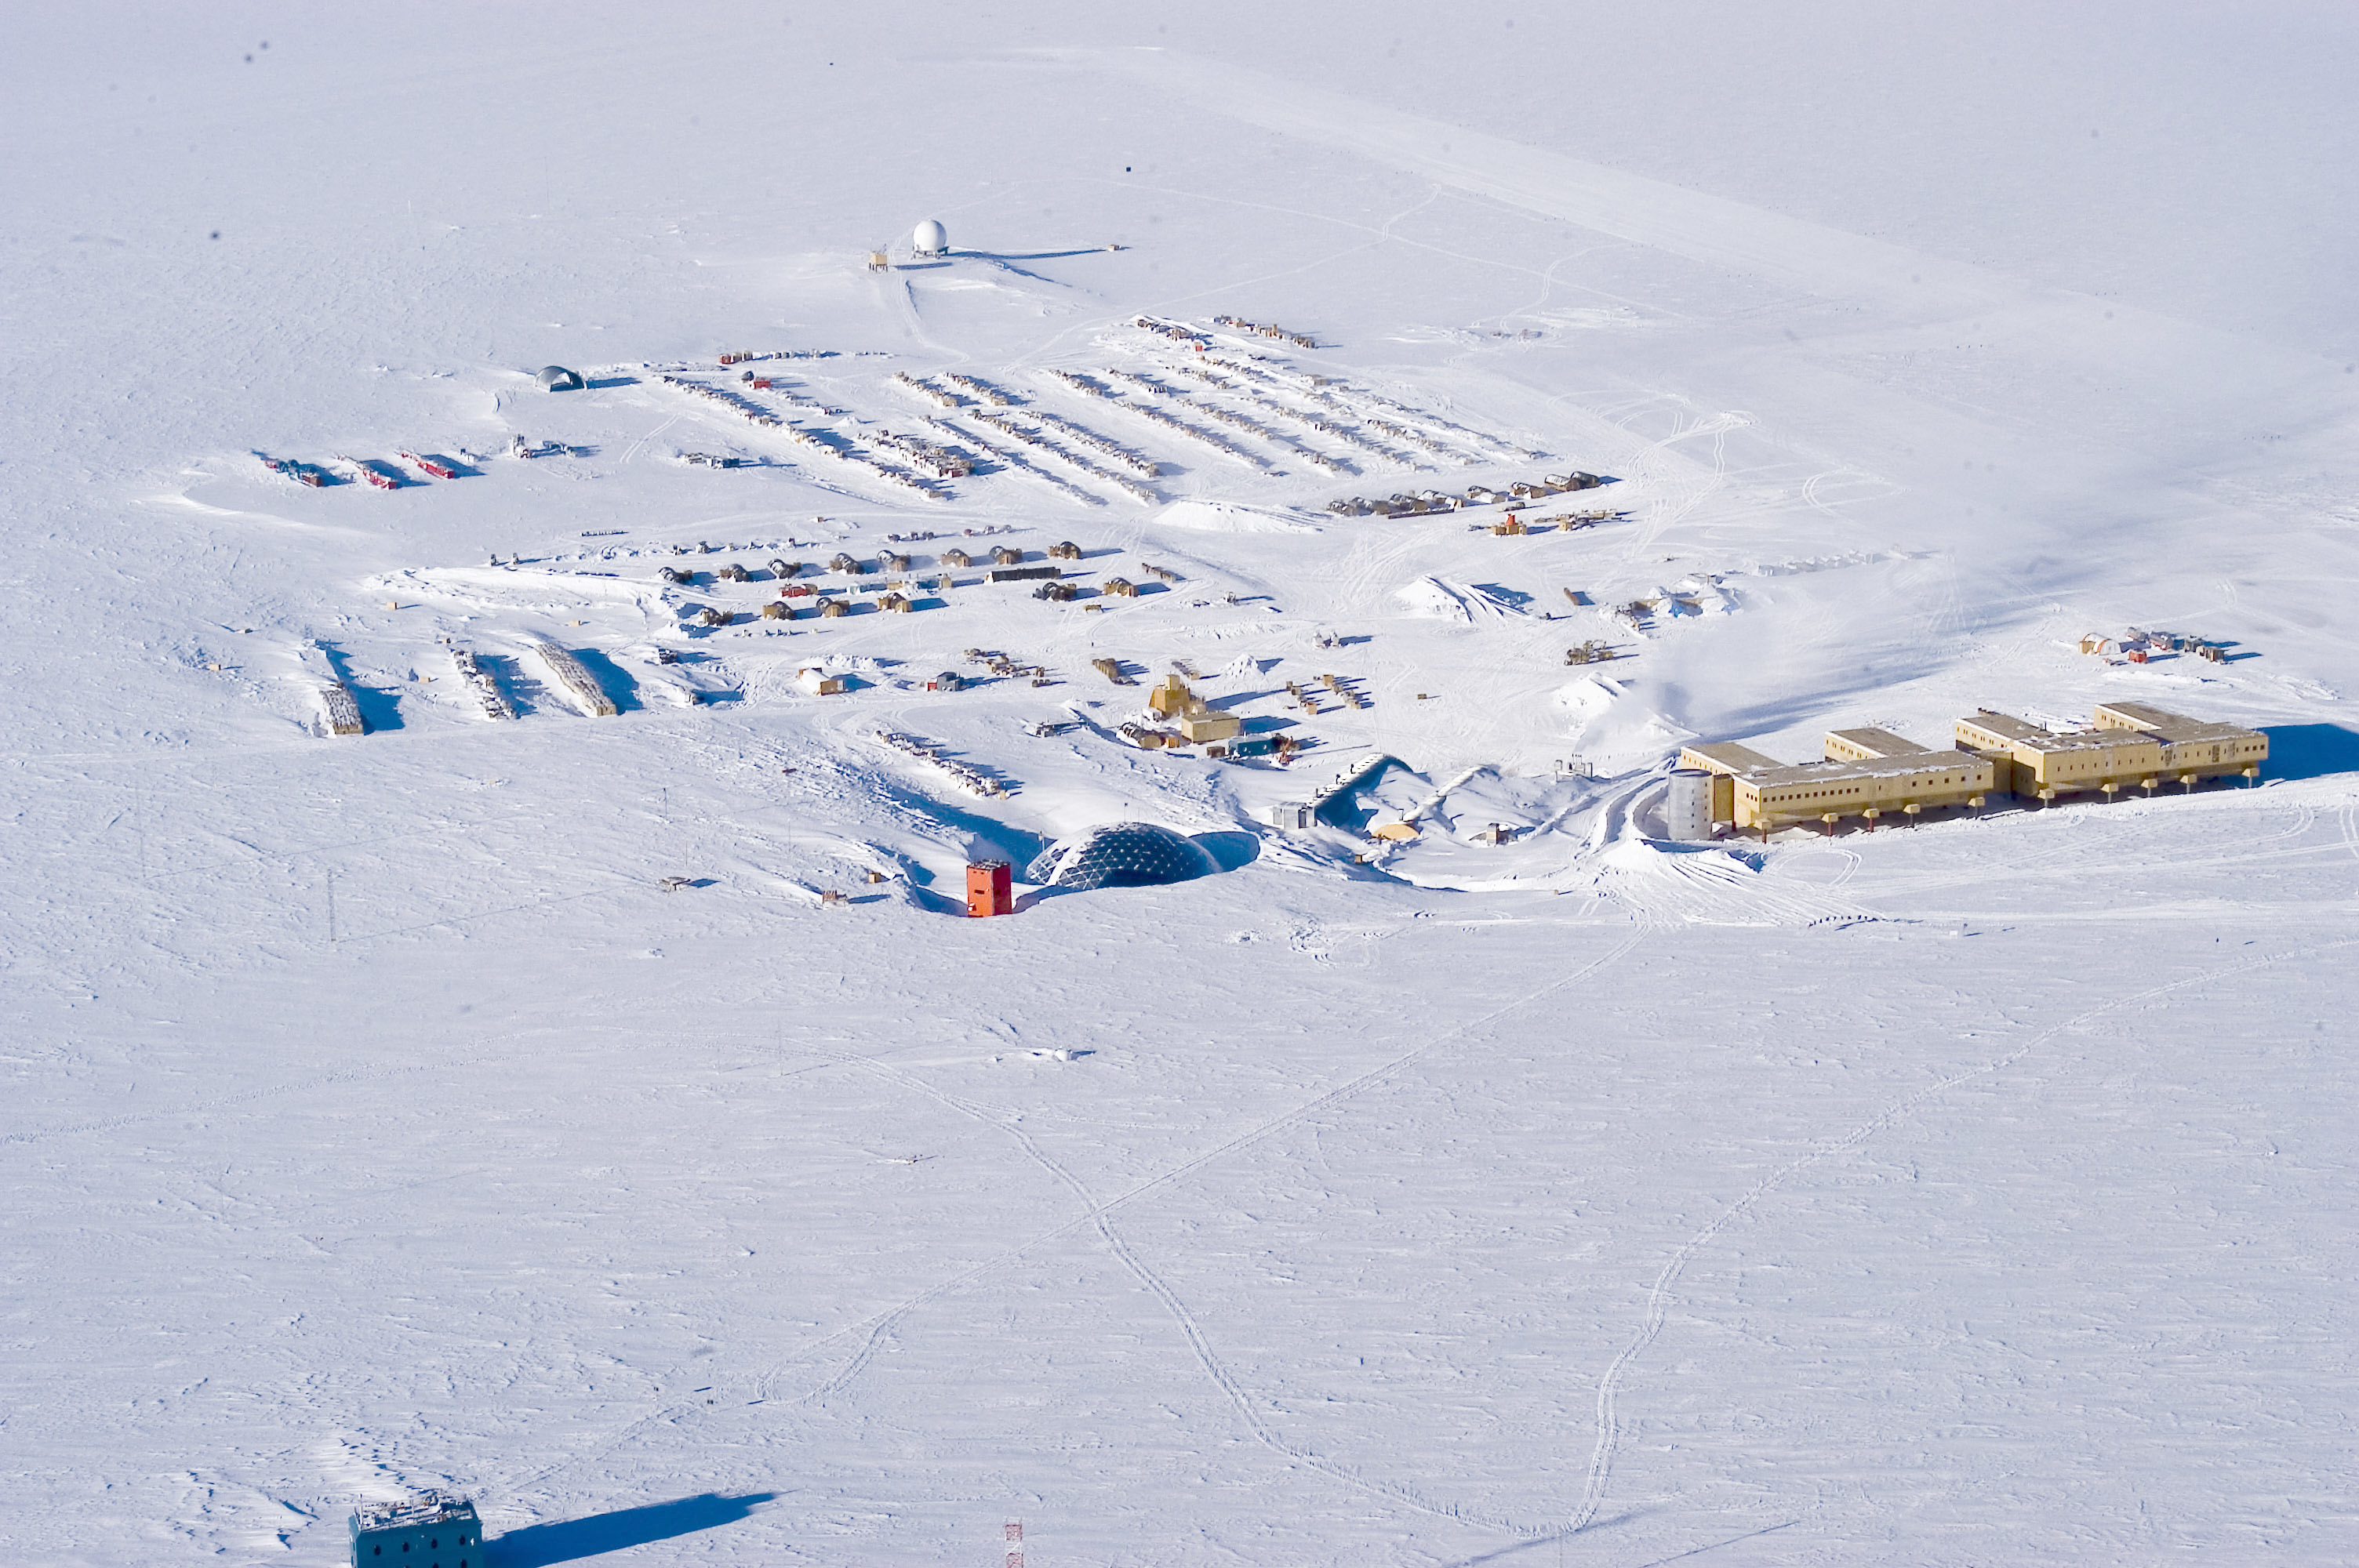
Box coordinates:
[2080,627,2233,664]
[663,544,1183,626]
[1212,314,1322,347]
[1329,474,1604,516]
[660,543,1105,585]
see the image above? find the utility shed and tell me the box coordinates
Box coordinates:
[1179,710,1241,744]
[350,1492,482,1568]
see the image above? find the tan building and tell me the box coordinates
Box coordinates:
[1681,702,2267,834]
[1680,731,1995,835]
[1150,674,1243,745]
[1956,702,2266,800]
[1179,710,1241,744]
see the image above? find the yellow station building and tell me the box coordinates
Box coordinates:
[1956,702,2267,801]
[1680,704,2266,834]
[1681,728,1996,833]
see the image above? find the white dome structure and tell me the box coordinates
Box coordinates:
[1026,823,1217,892]
[912,219,948,257]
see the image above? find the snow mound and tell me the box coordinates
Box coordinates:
[1153,500,1324,535]
[1558,675,1625,727]
[1395,576,1524,622]
[1649,575,1736,617]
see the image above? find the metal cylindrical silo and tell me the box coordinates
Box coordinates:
[1665,768,1715,840]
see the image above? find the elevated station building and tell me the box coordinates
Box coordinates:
[1680,729,1994,835]
[1680,704,2266,835]
[1957,702,2267,802]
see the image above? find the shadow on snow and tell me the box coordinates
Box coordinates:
[491,1492,776,1566]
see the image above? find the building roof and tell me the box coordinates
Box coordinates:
[1679,741,1784,775]
[1826,727,1928,757]
[2021,729,2153,755]
[354,1493,476,1532]
[1960,710,2055,743]
[2092,701,2258,743]
[1743,747,1990,788]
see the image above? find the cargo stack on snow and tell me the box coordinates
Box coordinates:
[446,643,514,720]
[530,641,617,717]
[295,638,366,735]
[316,683,365,736]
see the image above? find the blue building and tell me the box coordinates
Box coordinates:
[349,1492,482,1568]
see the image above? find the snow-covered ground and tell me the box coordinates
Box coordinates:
[7,5,2359,1564]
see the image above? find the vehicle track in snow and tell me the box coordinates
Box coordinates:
[1560,931,2359,1537]
[637,927,1656,1537]
[1616,405,1749,564]
[801,1047,1531,1530]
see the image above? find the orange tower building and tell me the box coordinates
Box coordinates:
[965,860,1014,917]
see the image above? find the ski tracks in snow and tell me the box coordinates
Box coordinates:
[1617,405,1749,562]
[718,930,1649,1536]
[805,1048,1528,1530]
[1561,932,2359,1537]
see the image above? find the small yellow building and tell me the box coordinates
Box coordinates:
[1179,710,1241,744]
[1147,675,1197,718]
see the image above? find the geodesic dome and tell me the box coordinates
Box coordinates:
[1027,822,1218,891]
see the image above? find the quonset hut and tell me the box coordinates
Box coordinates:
[536,365,584,392]
[350,1492,482,1567]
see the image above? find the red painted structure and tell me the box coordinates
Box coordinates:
[965,860,1014,917]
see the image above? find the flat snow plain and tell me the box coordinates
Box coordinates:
[6,6,2359,1565]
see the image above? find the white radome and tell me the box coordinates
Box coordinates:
[912,218,948,256]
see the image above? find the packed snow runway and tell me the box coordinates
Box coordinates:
[7,5,2359,1565]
